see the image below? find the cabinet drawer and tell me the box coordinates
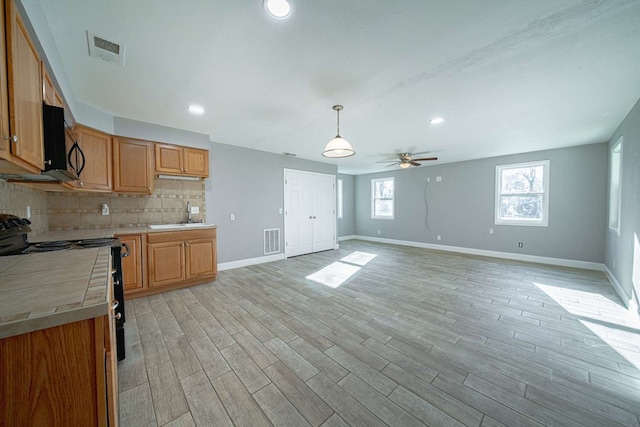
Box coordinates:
[147,228,216,244]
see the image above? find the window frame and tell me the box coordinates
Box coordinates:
[337,178,343,219]
[495,160,550,227]
[371,177,395,220]
[608,137,623,235]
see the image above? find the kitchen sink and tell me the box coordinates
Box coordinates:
[148,223,211,230]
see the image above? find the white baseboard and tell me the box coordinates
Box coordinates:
[601,265,632,307]
[351,235,603,271]
[218,253,285,271]
[338,235,356,241]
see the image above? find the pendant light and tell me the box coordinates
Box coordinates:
[323,105,355,158]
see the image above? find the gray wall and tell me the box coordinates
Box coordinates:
[206,143,337,263]
[355,143,607,263]
[114,117,210,149]
[338,174,355,237]
[605,98,640,306]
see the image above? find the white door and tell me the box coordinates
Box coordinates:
[284,169,336,257]
[284,170,313,257]
[312,174,336,252]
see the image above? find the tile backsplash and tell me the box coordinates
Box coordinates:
[47,178,206,231]
[0,181,49,235]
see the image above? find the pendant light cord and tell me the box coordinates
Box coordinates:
[336,109,341,137]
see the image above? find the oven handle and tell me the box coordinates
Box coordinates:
[121,243,130,258]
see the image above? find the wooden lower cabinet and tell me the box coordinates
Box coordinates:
[117,234,144,293]
[0,314,118,426]
[124,228,217,298]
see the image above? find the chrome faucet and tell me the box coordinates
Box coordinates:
[186,200,192,223]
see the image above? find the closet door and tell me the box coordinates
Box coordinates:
[284,170,336,258]
[284,170,313,257]
[312,174,336,252]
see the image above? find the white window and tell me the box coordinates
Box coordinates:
[495,160,549,226]
[337,179,343,219]
[371,177,394,219]
[609,137,623,234]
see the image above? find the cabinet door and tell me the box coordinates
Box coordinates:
[155,143,183,174]
[0,1,10,163]
[183,147,209,177]
[148,241,185,287]
[5,0,43,172]
[75,126,112,191]
[113,137,154,194]
[185,237,216,279]
[119,234,144,292]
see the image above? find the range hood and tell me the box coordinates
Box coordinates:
[0,104,80,183]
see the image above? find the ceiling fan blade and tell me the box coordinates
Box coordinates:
[412,157,438,161]
[410,151,432,156]
[410,161,421,166]
[385,162,400,168]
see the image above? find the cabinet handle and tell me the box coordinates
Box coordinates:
[114,312,122,320]
[112,300,119,310]
[6,135,18,143]
[44,160,52,166]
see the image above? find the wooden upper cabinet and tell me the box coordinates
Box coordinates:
[3,0,43,173]
[184,147,209,177]
[0,0,10,164]
[155,143,209,178]
[42,64,63,108]
[67,125,112,191]
[113,136,154,194]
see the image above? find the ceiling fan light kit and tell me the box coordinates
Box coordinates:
[377,152,438,168]
[323,105,355,158]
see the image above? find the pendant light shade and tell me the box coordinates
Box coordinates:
[323,105,355,158]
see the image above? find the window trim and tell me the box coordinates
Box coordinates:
[608,137,623,235]
[495,160,549,227]
[371,177,395,220]
[337,179,343,219]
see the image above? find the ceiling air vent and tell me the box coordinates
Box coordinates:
[87,31,125,66]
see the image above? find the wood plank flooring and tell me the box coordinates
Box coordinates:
[118,240,640,426]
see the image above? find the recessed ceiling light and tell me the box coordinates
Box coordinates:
[187,105,204,115]
[264,0,291,19]
[429,117,444,124]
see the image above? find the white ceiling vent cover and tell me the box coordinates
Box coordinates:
[87,31,125,66]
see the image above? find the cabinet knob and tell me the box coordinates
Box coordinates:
[5,135,18,143]
[114,312,122,320]
[44,160,52,166]
[112,300,119,310]
[79,182,84,186]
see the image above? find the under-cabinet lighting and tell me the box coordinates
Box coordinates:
[157,174,200,181]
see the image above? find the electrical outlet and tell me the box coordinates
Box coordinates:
[190,206,199,214]
[279,208,283,214]
[437,235,442,241]
[101,204,109,216]
[489,228,494,234]
[518,242,524,248]
[26,206,31,219]
[377,230,381,235]
[435,176,442,182]
[230,213,235,221]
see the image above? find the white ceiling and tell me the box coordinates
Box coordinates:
[32,0,640,174]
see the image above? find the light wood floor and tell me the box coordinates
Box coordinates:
[118,240,640,427]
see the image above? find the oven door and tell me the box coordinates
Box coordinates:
[111,242,126,361]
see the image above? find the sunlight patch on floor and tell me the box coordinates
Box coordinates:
[534,280,640,371]
[340,251,377,266]
[306,262,361,288]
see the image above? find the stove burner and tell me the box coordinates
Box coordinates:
[32,241,71,251]
[75,238,117,248]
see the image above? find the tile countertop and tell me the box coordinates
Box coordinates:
[0,224,217,339]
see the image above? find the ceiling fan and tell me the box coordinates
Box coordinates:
[376,152,438,169]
